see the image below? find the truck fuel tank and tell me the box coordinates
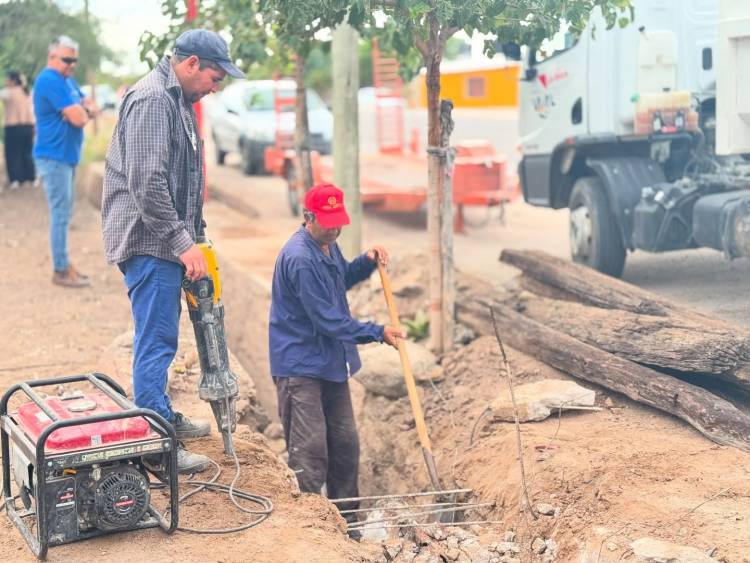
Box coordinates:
[633,184,696,252]
[693,190,750,257]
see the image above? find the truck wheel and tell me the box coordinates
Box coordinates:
[285,163,301,217]
[240,142,256,175]
[568,176,626,277]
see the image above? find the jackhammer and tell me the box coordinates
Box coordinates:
[182,237,239,454]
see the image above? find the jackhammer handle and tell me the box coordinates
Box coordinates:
[377,263,435,456]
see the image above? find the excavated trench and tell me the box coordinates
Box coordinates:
[217,251,750,563]
[218,254,539,561]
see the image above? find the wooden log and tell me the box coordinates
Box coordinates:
[496,249,750,387]
[500,293,750,389]
[477,302,750,453]
[499,249,718,323]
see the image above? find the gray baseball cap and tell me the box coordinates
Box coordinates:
[174,29,245,79]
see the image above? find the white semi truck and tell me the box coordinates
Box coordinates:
[518,0,750,277]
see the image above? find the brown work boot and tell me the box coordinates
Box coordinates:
[52,266,91,288]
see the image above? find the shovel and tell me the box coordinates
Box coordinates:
[377,262,456,520]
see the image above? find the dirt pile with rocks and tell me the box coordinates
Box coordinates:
[348,256,750,563]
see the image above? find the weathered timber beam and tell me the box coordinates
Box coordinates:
[502,293,750,388]
[465,301,750,453]
[499,249,715,322]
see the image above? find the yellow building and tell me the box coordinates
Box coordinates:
[414,59,520,109]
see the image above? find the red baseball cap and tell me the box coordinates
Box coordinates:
[304,183,351,228]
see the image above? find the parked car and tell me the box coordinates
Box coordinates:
[209,79,333,175]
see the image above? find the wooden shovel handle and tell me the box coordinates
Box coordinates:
[377,262,433,454]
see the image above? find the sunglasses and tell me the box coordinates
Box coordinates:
[60,57,78,65]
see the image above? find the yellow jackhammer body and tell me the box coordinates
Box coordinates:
[182,238,238,454]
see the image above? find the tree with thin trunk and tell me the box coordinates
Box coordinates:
[259,1,351,193]
[349,0,633,353]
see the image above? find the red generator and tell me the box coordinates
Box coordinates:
[1,373,178,559]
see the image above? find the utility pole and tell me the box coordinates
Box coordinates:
[332,22,361,259]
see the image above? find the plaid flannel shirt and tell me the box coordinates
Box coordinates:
[102,56,204,266]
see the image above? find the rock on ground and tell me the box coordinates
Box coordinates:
[489,378,596,422]
[630,537,716,563]
[355,341,442,399]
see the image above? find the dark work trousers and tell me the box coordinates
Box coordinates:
[274,376,360,520]
[4,125,35,184]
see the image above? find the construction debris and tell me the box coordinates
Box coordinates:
[457,250,750,453]
[345,250,750,562]
[630,537,716,563]
[488,379,597,422]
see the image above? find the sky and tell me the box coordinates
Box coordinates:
[56,0,170,75]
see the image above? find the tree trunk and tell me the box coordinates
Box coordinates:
[425,48,448,353]
[332,22,361,258]
[294,56,314,192]
[480,303,750,453]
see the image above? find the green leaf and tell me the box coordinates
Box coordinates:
[401,310,430,341]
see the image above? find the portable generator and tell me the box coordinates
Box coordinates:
[1,373,178,560]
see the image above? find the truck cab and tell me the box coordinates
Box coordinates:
[516,0,750,276]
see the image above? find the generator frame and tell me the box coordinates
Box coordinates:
[1,373,179,560]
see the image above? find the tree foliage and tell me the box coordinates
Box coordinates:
[350,0,633,75]
[258,0,349,58]
[140,0,353,75]
[139,0,269,72]
[0,0,112,85]
[349,0,632,76]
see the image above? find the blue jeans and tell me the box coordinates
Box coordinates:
[120,255,183,421]
[35,157,75,272]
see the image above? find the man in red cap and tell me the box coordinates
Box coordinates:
[269,183,403,535]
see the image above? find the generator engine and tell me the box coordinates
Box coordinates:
[1,373,178,560]
[74,463,151,531]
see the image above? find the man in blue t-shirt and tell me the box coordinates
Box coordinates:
[33,35,97,288]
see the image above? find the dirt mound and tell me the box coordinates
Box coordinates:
[0,183,379,563]
[352,270,750,562]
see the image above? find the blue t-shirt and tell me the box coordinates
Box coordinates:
[32,68,84,165]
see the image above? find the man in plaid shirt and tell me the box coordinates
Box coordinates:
[102,30,244,474]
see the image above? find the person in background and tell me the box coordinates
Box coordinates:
[33,35,97,288]
[0,71,36,191]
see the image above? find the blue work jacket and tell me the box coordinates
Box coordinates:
[269,226,385,382]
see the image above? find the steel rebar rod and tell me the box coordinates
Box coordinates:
[350,519,505,530]
[339,501,471,515]
[347,502,493,529]
[330,488,472,504]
